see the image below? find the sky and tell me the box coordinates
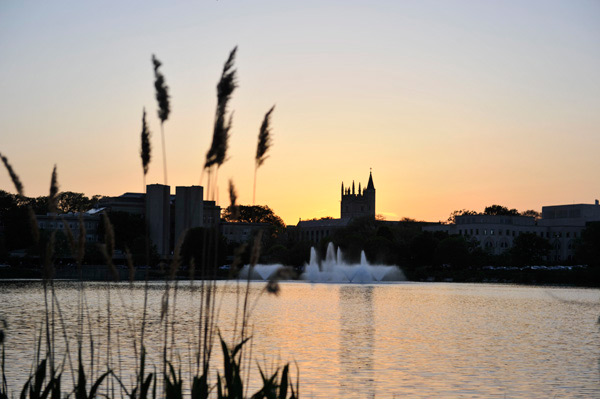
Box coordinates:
[1,0,599,225]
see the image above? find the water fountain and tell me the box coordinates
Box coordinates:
[301,242,405,283]
[239,242,405,283]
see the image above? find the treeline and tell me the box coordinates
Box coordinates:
[0,190,101,257]
[448,204,541,222]
[0,190,158,266]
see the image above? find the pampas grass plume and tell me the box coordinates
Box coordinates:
[152,55,170,123]
[253,106,275,203]
[0,153,39,243]
[0,153,24,197]
[152,54,170,185]
[140,108,151,176]
[48,165,59,213]
[228,179,239,221]
[256,106,275,168]
[204,47,238,170]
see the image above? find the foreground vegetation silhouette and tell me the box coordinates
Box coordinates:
[0,47,298,398]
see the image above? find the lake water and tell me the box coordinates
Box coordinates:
[0,280,598,398]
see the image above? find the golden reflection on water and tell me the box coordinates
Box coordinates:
[0,281,599,398]
[339,285,375,398]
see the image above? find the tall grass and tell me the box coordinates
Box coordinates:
[0,47,293,399]
[253,106,275,205]
[1,163,297,398]
[140,108,152,190]
[152,54,170,186]
[203,47,237,201]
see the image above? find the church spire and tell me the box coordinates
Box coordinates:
[366,169,375,190]
[341,182,344,197]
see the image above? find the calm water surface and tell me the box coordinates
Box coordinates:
[0,281,598,398]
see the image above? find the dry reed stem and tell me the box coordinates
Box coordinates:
[228,179,239,220]
[125,247,135,284]
[152,55,170,123]
[253,106,275,204]
[140,108,151,176]
[255,106,275,168]
[48,165,59,213]
[204,47,237,171]
[0,152,24,197]
[152,54,170,185]
[101,212,119,281]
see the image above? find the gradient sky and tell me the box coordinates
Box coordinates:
[1,0,599,225]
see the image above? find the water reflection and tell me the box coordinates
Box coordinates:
[0,281,598,398]
[338,285,375,398]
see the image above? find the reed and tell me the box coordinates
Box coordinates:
[253,106,275,204]
[152,54,170,186]
[204,47,237,200]
[0,153,38,244]
[140,108,152,189]
[48,166,59,214]
[0,46,295,398]
[228,180,239,221]
[0,153,24,197]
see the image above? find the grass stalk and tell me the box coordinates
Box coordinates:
[161,123,168,186]
[152,55,170,186]
[253,105,275,205]
[0,46,298,397]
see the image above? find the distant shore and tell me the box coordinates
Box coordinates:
[1,264,597,288]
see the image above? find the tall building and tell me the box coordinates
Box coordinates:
[146,184,171,257]
[341,171,375,219]
[98,185,221,259]
[174,186,204,246]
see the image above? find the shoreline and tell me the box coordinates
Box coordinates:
[1,265,598,288]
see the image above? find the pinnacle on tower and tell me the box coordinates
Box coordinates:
[341,182,344,197]
[358,182,362,195]
[366,170,375,190]
[352,180,355,195]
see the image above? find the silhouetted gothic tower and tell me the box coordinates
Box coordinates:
[341,171,376,219]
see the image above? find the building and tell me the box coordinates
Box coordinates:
[341,171,376,219]
[221,221,270,244]
[295,218,351,243]
[295,171,376,243]
[423,214,540,256]
[36,210,101,243]
[146,184,171,257]
[98,192,145,215]
[539,201,600,261]
[423,200,600,261]
[99,185,221,258]
[174,186,204,247]
[203,200,221,227]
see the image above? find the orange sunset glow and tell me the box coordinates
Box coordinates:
[1,1,599,225]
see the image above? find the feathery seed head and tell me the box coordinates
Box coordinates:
[256,105,275,168]
[205,46,238,170]
[48,165,59,213]
[0,153,24,197]
[228,179,239,220]
[140,108,151,175]
[152,54,170,123]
